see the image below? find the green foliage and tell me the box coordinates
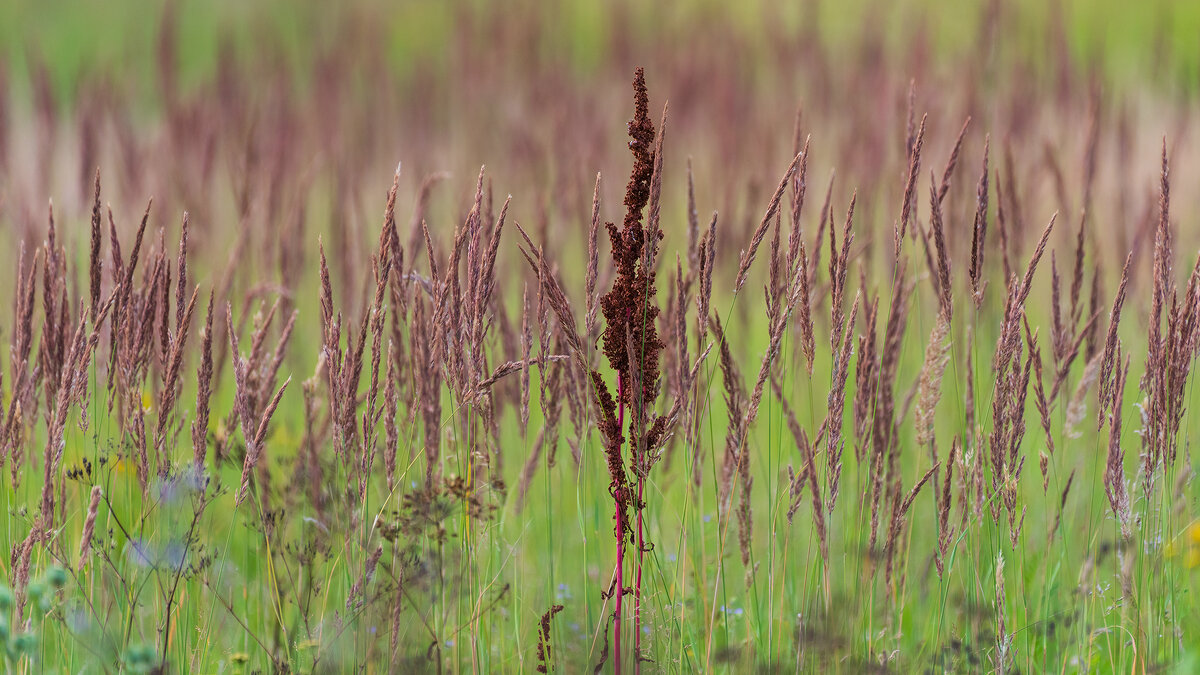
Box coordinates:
[0,567,71,669]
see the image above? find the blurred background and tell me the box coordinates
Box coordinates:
[3,0,1199,292]
[1,2,1199,671]
[5,0,1200,101]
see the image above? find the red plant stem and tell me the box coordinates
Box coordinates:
[634,475,646,673]
[628,306,646,673]
[614,374,626,675]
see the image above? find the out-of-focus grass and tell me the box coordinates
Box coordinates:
[1,1,1199,672]
[4,0,1200,106]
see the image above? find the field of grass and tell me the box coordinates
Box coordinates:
[1,2,1200,673]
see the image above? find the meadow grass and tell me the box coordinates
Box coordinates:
[1,4,1200,674]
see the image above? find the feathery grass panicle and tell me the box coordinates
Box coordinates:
[1047,468,1077,544]
[89,169,103,317]
[712,314,745,511]
[801,425,828,564]
[795,234,816,375]
[1147,139,1172,391]
[1019,213,1058,305]
[787,135,811,272]
[673,255,689,428]
[189,289,216,468]
[825,291,860,512]
[78,485,103,572]
[883,461,937,591]
[515,224,587,369]
[895,113,927,253]
[13,531,34,621]
[176,212,190,333]
[733,151,803,295]
[1047,307,1101,405]
[995,552,1010,671]
[868,262,913,554]
[927,174,952,317]
[853,295,880,458]
[689,214,718,485]
[1050,254,1066,364]
[829,192,856,353]
[382,343,399,490]
[937,117,970,204]
[2,245,39,467]
[767,211,784,324]
[696,213,717,349]
[39,310,97,526]
[228,302,291,506]
[122,200,153,310]
[520,284,532,434]
[914,308,952,447]
[1069,209,1087,326]
[1028,333,1055,474]
[806,172,835,300]
[238,377,290,507]
[775,376,810,520]
[154,285,199,470]
[913,169,955,446]
[1139,140,1184,480]
[538,334,567,471]
[935,439,959,578]
[347,544,384,610]
[969,135,991,305]
[642,100,668,277]
[1064,349,1102,435]
[1085,265,1104,359]
[1104,347,1132,540]
[586,173,603,339]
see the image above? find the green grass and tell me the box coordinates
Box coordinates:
[4,232,1196,671]
[1,1,1200,672]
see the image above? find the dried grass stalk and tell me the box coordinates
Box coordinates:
[78,485,103,572]
[914,309,952,446]
[733,151,803,295]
